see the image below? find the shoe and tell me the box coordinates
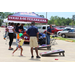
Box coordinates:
[20,54,23,56]
[12,53,14,56]
[36,56,41,58]
[31,56,34,58]
[8,48,13,50]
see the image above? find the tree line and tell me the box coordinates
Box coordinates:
[48,16,75,26]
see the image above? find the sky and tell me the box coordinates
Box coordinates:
[11,12,75,20]
[35,12,75,20]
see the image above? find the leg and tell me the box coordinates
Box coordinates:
[8,33,12,49]
[31,47,34,56]
[46,34,50,45]
[8,33,14,49]
[10,33,14,47]
[30,37,34,58]
[4,32,7,39]
[35,47,38,56]
[20,47,23,56]
[12,47,18,53]
[35,47,40,58]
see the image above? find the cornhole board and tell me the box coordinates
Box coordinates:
[40,49,65,56]
[33,44,51,50]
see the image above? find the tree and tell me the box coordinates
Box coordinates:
[0,12,14,26]
[0,12,4,26]
[3,12,14,18]
[48,16,74,26]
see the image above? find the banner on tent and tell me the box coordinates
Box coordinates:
[8,16,47,23]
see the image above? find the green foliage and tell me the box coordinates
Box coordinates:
[0,12,14,26]
[48,16,75,26]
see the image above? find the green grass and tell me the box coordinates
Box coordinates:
[51,36,75,42]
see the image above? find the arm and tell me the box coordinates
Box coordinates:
[47,28,53,35]
[47,31,53,35]
[7,28,9,32]
[12,28,16,33]
[36,27,39,41]
[26,29,30,37]
[47,31,52,35]
[26,33,29,37]
[37,32,39,41]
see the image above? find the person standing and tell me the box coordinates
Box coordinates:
[15,23,20,44]
[4,26,8,40]
[26,21,40,58]
[7,23,15,50]
[46,24,53,45]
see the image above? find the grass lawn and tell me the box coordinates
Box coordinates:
[51,36,75,42]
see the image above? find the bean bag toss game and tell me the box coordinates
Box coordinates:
[40,49,65,56]
[33,44,51,50]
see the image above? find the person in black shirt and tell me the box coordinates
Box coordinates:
[15,23,20,44]
[19,23,24,33]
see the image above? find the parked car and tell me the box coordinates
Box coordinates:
[60,29,75,38]
[57,27,74,36]
[36,25,56,33]
[51,27,63,34]
[44,27,63,34]
[1,23,6,28]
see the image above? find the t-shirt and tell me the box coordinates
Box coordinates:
[42,34,46,38]
[7,26,14,33]
[19,39,25,46]
[39,33,46,38]
[26,25,38,36]
[47,27,52,35]
[15,26,20,33]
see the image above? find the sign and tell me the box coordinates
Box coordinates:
[8,16,47,23]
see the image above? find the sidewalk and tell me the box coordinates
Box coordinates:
[0,27,75,62]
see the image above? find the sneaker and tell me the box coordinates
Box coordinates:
[12,53,14,56]
[36,56,41,58]
[31,56,34,58]
[20,54,23,56]
[8,48,13,50]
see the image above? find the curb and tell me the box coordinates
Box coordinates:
[65,40,73,42]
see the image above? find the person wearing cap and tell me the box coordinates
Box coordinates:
[26,21,41,58]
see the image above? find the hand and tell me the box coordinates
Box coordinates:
[51,33,53,35]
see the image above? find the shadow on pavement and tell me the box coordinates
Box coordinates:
[29,58,41,61]
[41,55,65,57]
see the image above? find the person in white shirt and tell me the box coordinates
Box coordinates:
[7,23,15,50]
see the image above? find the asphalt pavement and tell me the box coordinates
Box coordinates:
[0,27,75,62]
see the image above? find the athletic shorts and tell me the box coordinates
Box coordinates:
[30,37,38,47]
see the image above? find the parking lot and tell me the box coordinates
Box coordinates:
[0,27,75,62]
